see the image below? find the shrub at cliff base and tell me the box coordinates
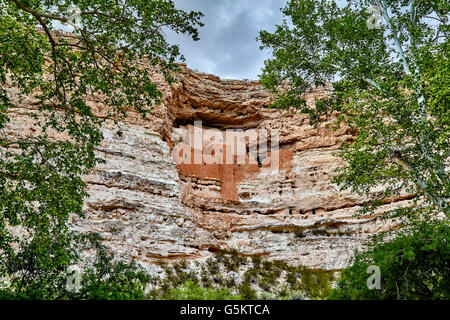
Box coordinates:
[331,218,450,300]
[0,234,152,300]
[148,251,334,300]
[166,280,241,300]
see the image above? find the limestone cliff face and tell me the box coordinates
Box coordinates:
[5,65,413,271]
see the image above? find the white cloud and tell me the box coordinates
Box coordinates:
[166,0,287,80]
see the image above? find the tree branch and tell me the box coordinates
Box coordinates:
[389,150,448,215]
[362,77,382,90]
[378,0,412,75]
[11,0,67,22]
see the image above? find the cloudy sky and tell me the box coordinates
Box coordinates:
[165,0,288,80]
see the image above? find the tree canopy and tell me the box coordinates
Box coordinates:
[0,0,203,298]
[259,0,449,300]
[331,218,450,300]
[258,0,449,218]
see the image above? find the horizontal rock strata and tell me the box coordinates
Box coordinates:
[4,65,414,271]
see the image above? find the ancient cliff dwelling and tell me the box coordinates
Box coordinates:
[12,65,406,272]
[2,0,448,305]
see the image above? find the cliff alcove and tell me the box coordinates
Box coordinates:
[4,65,414,272]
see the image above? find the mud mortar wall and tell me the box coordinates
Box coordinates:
[5,65,413,271]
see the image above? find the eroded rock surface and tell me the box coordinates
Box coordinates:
[5,65,414,271]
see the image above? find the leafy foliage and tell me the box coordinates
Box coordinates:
[148,252,334,300]
[258,0,449,217]
[0,0,203,298]
[331,217,450,300]
[259,0,449,300]
[167,280,241,300]
[0,233,152,299]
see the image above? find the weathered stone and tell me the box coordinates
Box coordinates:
[4,65,413,271]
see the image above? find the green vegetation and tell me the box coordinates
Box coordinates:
[293,226,306,238]
[259,0,449,300]
[1,0,448,300]
[293,226,352,238]
[331,218,450,300]
[0,0,202,299]
[0,233,153,299]
[310,228,353,237]
[148,253,334,300]
[259,0,449,217]
[167,280,241,300]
